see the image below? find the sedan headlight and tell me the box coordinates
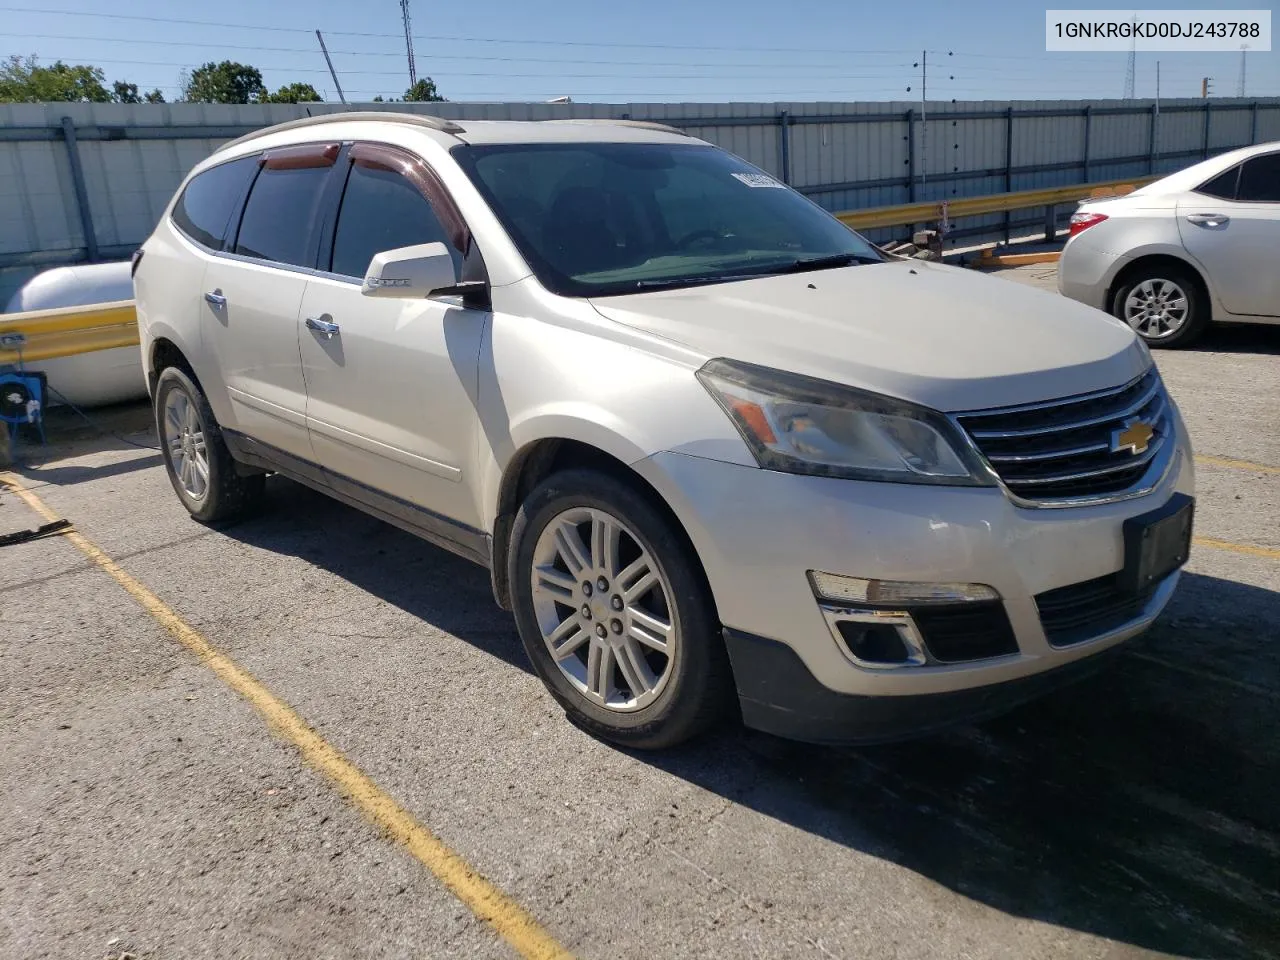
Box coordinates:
[696,358,994,486]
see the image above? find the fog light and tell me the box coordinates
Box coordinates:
[808,571,999,605]
[835,620,911,665]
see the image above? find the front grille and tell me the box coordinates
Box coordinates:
[954,368,1172,503]
[912,602,1019,663]
[1035,574,1156,647]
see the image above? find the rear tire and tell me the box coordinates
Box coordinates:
[155,367,264,524]
[508,468,734,749]
[1111,262,1208,349]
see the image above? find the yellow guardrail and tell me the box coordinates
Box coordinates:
[836,175,1161,232]
[0,300,138,364]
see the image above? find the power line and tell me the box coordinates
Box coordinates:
[2,34,923,69]
[0,6,917,53]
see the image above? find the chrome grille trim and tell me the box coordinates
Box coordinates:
[950,368,1178,507]
[966,378,1163,440]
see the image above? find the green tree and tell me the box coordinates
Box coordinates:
[0,55,111,102]
[403,77,445,102]
[143,88,166,103]
[182,60,266,104]
[113,80,140,103]
[265,82,322,104]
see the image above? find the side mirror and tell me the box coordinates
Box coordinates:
[361,242,457,299]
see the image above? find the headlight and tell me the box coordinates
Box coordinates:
[696,358,994,486]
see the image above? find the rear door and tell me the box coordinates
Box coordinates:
[298,141,487,530]
[1177,151,1280,318]
[200,142,339,458]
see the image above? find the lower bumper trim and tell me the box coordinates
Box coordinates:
[723,628,1123,745]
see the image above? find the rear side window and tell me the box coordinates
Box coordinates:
[171,156,258,250]
[330,160,461,279]
[1236,154,1280,202]
[234,158,334,268]
[1195,165,1239,200]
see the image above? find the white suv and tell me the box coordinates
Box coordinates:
[134,112,1195,748]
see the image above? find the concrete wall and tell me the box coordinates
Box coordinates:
[3,97,1279,304]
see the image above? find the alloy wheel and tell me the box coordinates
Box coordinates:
[529,506,677,712]
[162,387,210,502]
[1123,278,1189,339]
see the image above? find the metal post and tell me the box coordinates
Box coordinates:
[1044,203,1056,243]
[778,110,791,185]
[1003,106,1014,242]
[1250,101,1259,143]
[1082,105,1092,181]
[60,116,98,263]
[1202,101,1212,158]
[316,30,347,104]
[905,109,916,204]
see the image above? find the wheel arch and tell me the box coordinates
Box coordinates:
[1106,252,1214,321]
[487,436,712,617]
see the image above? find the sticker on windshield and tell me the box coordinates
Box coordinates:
[731,172,785,188]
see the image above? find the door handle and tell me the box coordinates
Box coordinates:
[204,289,227,307]
[1185,213,1229,226]
[305,315,341,338]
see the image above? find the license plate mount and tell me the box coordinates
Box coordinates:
[1120,493,1194,594]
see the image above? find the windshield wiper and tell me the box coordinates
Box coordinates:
[775,252,884,274]
[632,273,764,291]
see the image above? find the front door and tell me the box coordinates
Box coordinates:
[299,142,487,530]
[1177,150,1280,318]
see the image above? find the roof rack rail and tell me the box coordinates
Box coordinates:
[543,118,690,137]
[216,111,465,153]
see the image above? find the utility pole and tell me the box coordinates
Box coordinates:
[1201,76,1212,98]
[400,0,417,87]
[919,50,928,197]
[1154,61,1162,168]
[1123,22,1136,99]
[315,31,347,104]
[1237,45,1248,97]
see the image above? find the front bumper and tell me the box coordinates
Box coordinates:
[724,626,1131,744]
[631,418,1193,731]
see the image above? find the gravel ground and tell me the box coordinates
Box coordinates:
[2,270,1277,959]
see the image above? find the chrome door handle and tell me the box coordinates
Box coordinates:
[305,315,340,338]
[204,290,227,307]
[1185,213,1229,226]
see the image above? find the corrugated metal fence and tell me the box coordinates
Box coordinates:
[3,97,1278,303]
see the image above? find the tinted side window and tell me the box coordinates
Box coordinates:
[1195,165,1239,200]
[235,165,331,267]
[1236,154,1280,202]
[171,156,258,250]
[330,162,461,278]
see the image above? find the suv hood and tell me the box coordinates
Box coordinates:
[590,260,1148,411]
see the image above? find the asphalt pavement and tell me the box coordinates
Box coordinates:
[2,266,1278,959]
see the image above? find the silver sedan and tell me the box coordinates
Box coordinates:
[1059,141,1280,347]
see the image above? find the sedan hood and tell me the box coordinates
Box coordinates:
[590,260,1148,411]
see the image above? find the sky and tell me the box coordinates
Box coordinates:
[1,0,1275,104]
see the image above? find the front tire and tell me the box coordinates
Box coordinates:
[155,367,264,524]
[1112,263,1208,348]
[508,468,733,749]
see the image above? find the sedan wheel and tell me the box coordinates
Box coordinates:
[530,506,677,712]
[1123,277,1189,340]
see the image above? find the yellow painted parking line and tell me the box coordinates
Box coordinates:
[1194,455,1280,476]
[0,474,573,960]
[1193,536,1280,562]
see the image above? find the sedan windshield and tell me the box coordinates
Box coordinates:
[451,141,884,297]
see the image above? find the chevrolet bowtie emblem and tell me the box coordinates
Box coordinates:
[1112,419,1155,456]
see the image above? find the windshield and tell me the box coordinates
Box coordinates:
[451,142,884,297]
